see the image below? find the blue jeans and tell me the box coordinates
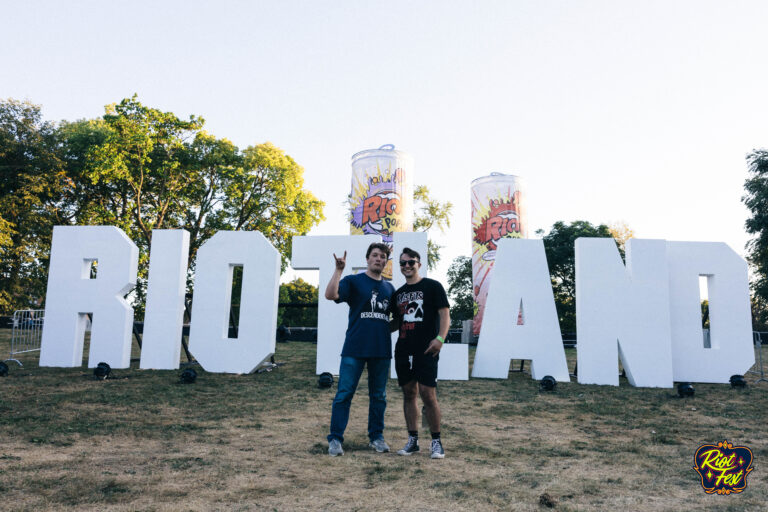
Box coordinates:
[328,356,390,443]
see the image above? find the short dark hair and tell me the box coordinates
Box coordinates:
[366,242,391,259]
[400,247,421,261]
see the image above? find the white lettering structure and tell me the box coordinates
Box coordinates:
[667,242,754,383]
[40,226,138,368]
[472,238,570,381]
[188,231,280,374]
[575,238,673,387]
[139,229,190,370]
[36,226,755,386]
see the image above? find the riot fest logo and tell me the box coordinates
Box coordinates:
[350,167,405,242]
[693,440,754,494]
[473,190,524,261]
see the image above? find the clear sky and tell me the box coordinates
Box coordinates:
[3,0,767,285]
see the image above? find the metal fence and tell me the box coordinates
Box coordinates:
[751,331,768,383]
[3,308,768,379]
[7,309,45,366]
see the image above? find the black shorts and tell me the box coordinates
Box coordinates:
[395,343,439,387]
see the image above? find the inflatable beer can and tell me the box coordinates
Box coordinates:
[471,173,527,334]
[350,144,414,279]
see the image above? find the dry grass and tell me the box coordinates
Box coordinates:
[1,329,767,511]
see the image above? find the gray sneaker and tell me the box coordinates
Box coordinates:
[369,437,390,453]
[328,438,343,456]
[430,438,445,459]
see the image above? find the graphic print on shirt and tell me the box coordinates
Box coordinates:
[396,290,425,333]
[361,289,390,320]
[403,299,424,322]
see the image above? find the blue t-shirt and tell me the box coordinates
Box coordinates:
[335,273,395,358]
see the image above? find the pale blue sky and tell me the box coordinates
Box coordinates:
[3,1,767,284]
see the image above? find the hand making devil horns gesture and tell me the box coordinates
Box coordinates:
[325,251,347,301]
[333,251,347,271]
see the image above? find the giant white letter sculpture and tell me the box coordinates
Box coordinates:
[472,238,570,381]
[667,242,754,383]
[40,226,138,368]
[292,234,381,374]
[140,230,190,370]
[575,238,673,387]
[188,231,280,374]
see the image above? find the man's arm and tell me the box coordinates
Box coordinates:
[324,251,346,301]
[424,307,451,357]
[389,291,401,332]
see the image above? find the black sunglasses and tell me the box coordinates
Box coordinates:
[399,259,419,267]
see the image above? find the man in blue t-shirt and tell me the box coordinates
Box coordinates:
[324,242,395,456]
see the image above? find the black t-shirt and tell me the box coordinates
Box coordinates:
[390,277,450,353]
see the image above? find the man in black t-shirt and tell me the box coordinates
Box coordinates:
[389,247,450,459]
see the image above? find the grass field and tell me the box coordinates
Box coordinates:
[1,330,767,511]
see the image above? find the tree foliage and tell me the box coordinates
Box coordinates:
[222,143,325,270]
[751,296,768,332]
[537,220,614,333]
[278,278,318,327]
[413,185,453,270]
[608,220,635,254]
[446,255,473,327]
[84,96,204,248]
[743,149,768,330]
[0,99,65,312]
[0,96,325,315]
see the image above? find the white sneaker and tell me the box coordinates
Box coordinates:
[328,438,343,456]
[430,438,445,459]
[369,437,390,453]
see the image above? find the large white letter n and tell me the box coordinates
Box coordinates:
[575,238,673,387]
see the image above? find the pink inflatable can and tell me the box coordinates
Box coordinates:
[471,173,528,334]
[350,144,414,279]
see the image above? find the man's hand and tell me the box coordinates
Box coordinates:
[333,251,346,271]
[325,251,347,301]
[424,338,442,357]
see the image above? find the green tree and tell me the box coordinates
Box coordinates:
[700,299,710,329]
[0,99,65,313]
[180,131,241,266]
[743,149,768,330]
[220,142,325,271]
[56,118,114,226]
[537,220,614,333]
[751,296,768,332]
[85,95,205,247]
[278,278,319,327]
[413,185,453,270]
[79,97,325,312]
[0,96,326,316]
[446,255,473,327]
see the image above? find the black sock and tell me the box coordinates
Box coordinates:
[408,430,418,439]
[431,432,441,440]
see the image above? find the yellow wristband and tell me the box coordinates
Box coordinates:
[436,335,445,344]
